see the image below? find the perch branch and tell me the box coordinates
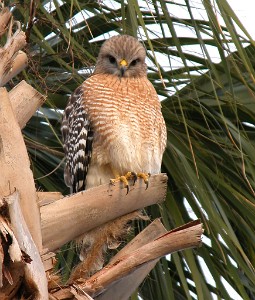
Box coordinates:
[37,192,63,207]
[41,173,168,252]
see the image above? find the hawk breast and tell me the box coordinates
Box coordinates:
[82,74,166,175]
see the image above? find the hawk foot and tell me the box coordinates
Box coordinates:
[137,172,151,190]
[110,172,137,194]
[110,171,150,194]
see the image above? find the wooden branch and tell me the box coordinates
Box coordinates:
[41,173,168,252]
[50,287,94,300]
[0,7,12,37]
[95,219,167,300]
[0,22,26,86]
[6,191,48,300]
[1,50,28,87]
[0,215,24,291]
[0,260,24,299]
[49,220,203,299]
[111,219,167,263]
[50,219,166,299]
[9,80,46,129]
[37,191,63,207]
[41,251,56,272]
[0,88,42,251]
[82,220,203,298]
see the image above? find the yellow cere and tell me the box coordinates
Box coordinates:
[119,59,128,66]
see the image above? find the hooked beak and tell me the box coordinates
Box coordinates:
[119,59,128,77]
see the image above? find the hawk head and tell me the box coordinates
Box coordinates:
[94,35,147,78]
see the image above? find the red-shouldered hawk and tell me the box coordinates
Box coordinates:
[61,35,166,277]
[62,35,166,193]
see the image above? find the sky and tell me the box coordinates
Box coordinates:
[170,0,255,39]
[228,0,255,38]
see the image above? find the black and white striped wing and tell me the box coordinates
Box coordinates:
[61,86,93,193]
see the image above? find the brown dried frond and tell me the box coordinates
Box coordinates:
[69,211,145,283]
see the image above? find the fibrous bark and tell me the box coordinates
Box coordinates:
[6,191,48,299]
[0,6,12,38]
[0,88,42,251]
[9,80,46,129]
[49,220,203,300]
[0,20,27,86]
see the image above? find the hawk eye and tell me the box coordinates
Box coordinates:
[108,55,116,64]
[130,58,139,66]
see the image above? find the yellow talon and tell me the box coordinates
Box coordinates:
[137,172,151,189]
[110,172,136,194]
[110,172,150,193]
